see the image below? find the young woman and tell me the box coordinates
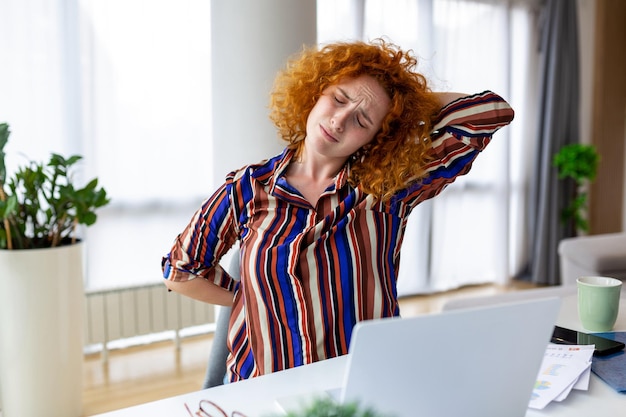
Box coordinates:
[162,39,515,382]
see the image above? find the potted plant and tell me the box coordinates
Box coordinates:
[0,122,110,417]
[272,397,392,417]
[0,126,109,249]
[553,143,600,235]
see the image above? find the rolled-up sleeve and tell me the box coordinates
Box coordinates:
[161,178,239,291]
[401,90,514,206]
[430,90,515,155]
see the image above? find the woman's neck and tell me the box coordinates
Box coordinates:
[285,150,346,206]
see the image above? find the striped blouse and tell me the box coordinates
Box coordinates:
[162,90,514,382]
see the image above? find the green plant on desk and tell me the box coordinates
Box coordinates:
[278,398,392,417]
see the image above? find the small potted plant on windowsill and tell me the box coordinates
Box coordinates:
[0,122,110,417]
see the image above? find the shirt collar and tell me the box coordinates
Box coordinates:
[254,147,351,195]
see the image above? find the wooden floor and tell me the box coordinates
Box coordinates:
[82,281,539,416]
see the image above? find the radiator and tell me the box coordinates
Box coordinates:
[84,283,216,361]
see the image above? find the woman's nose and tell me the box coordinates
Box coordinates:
[331,110,348,132]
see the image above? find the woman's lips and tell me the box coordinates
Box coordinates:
[320,124,338,142]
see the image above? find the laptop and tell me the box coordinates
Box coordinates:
[277,297,560,417]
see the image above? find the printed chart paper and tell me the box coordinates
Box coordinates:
[528,344,594,410]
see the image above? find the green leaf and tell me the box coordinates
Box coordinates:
[0,122,10,184]
[280,398,391,417]
[0,123,9,150]
[554,144,599,234]
[553,144,600,184]
[81,211,97,226]
[3,195,18,218]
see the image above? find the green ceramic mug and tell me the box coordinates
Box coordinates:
[577,276,622,332]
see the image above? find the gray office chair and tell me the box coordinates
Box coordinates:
[202,248,240,388]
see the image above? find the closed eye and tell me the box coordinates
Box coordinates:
[334,95,346,104]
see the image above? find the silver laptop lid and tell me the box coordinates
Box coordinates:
[341,297,561,417]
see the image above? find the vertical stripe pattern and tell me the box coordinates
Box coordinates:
[163,91,514,381]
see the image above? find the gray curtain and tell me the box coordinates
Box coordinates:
[522,0,580,285]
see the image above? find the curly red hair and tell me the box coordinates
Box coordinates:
[269,39,442,201]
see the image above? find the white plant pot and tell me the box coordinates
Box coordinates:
[0,242,84,417]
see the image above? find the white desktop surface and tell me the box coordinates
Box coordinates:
[94,356,347,417]
[94,291,626,417]
[526,293,626,416]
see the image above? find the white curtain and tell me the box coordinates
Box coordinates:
[0,0,77,167]
[1,0,538,292]
[318,0,538,294]
[0,0,213,290]
[78,0,213,290]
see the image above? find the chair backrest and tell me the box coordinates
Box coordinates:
[202,245,239,388]
[227,246,241,280]
[442,285,575,311]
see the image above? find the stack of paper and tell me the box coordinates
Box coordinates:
[528,344,594,410]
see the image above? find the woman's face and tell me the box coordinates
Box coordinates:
[305,74,391,161]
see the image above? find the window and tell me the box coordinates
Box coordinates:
[79,0,212,289]
[318,0,535,293]
[1,0,536,293]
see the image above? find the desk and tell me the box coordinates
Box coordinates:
[94,291,626,417]
[525,291,626,416]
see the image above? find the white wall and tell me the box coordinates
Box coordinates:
[210,0,317,188]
